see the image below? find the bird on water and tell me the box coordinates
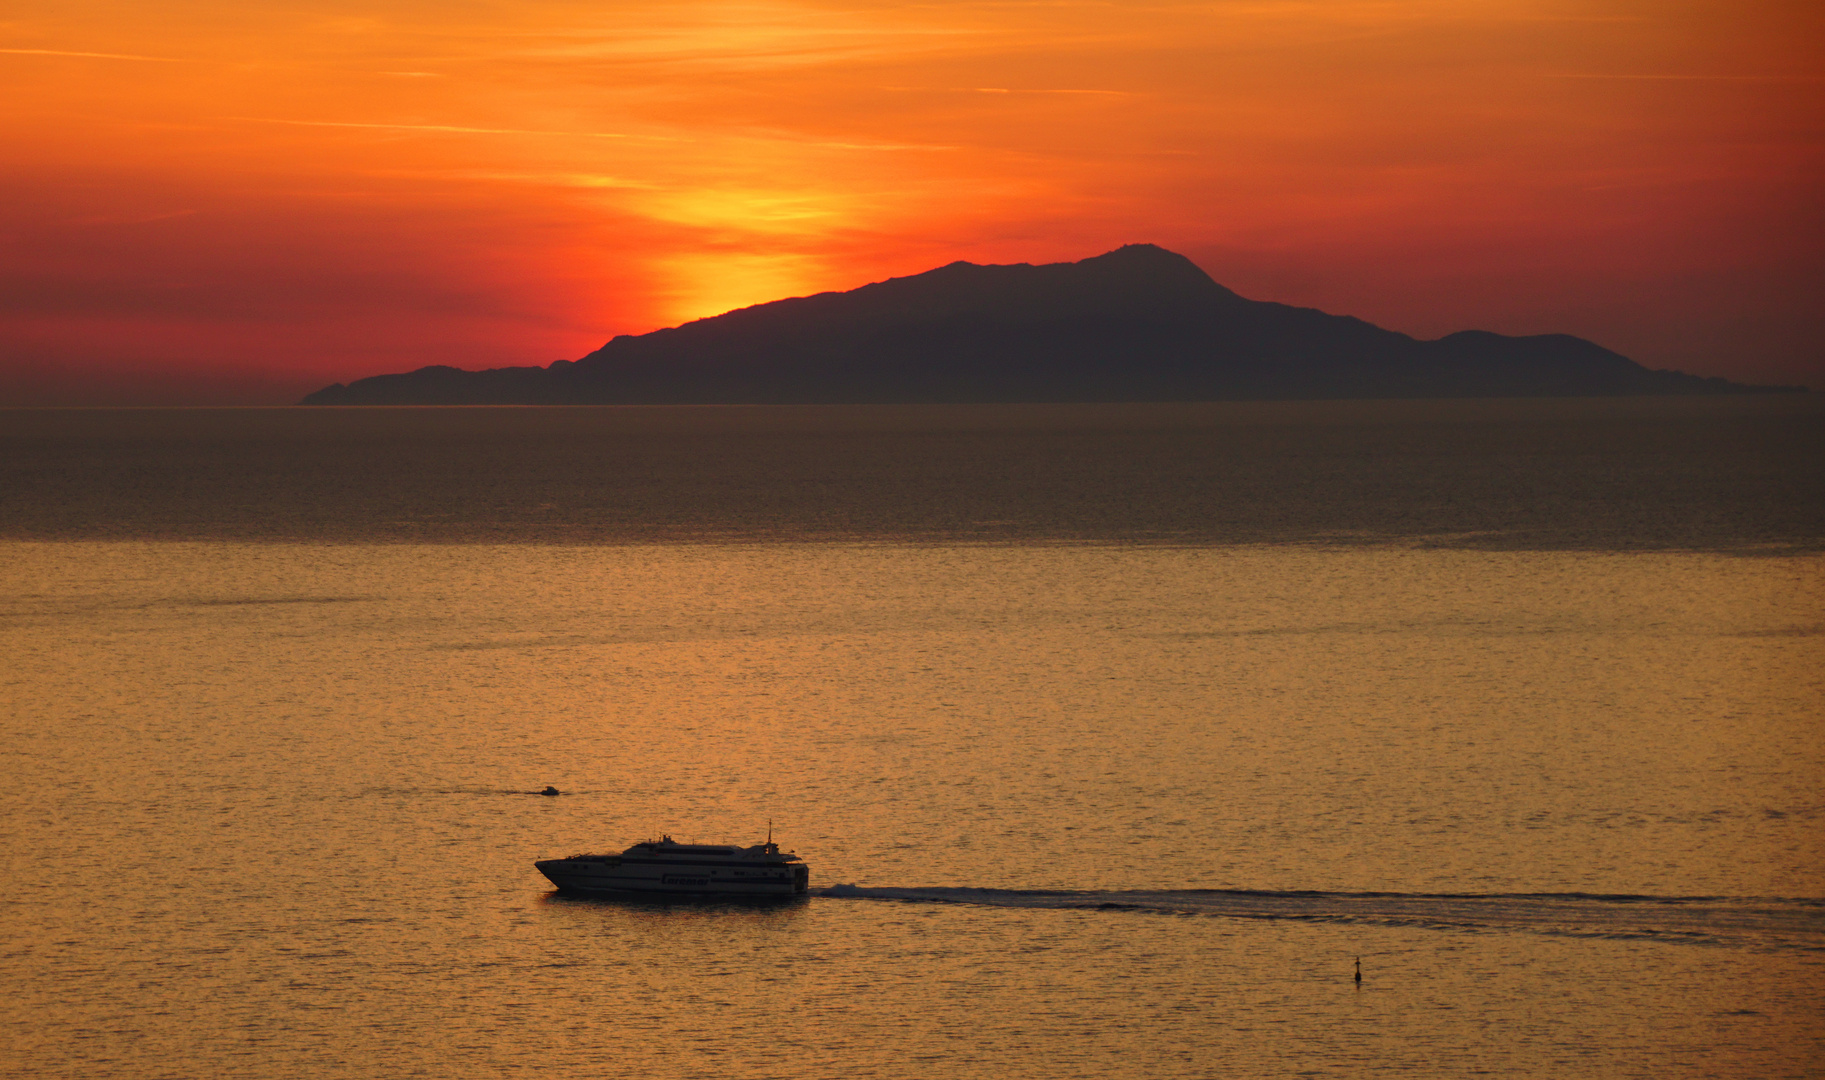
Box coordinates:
[1354,957,1362,985]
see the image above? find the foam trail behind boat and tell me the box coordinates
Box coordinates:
[818,885,1825,954]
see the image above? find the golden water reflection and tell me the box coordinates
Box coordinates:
[1,540,1819,1076]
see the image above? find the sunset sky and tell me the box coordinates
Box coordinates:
[3,0,1819,404]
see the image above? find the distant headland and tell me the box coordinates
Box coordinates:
[302,244,1803,405]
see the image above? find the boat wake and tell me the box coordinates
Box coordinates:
[818,885,1825,953]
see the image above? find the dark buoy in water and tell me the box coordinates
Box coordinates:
[1354,957,1362,985]
[540,786,560,797]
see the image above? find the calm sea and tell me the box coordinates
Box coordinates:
[2,399,1821,1078]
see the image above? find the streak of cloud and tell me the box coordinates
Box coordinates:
[0,47,184,62]
[1538,72,1825,82]
[226,117,659,140]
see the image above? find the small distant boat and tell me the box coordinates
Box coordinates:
[535,834,811,899]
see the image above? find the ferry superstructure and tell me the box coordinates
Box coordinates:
[535,835,810,899]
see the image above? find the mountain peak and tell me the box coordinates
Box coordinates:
[1089,242,1180,261]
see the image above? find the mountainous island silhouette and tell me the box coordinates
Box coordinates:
[302,244,1798,404]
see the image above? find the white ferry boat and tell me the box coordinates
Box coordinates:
[535,834,811,899]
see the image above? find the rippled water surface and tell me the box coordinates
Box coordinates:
[2,403,1821,1078]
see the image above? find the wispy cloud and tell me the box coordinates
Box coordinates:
[230,116,942,152]
[974,87,1129,96]
[228,117,664,140]
[805,140,957,152]
[69,210,198,226]
[1538,72,1825,82]
[0,47,184,62]
[518,4,982,69]
[383,169,657,189]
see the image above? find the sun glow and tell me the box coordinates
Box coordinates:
[654,251,832,326]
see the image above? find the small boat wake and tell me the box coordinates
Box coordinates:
[818,885,1825,953]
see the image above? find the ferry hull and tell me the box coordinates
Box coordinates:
[536,857,811,900]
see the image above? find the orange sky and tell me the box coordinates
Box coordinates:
[3,0,1820,403]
